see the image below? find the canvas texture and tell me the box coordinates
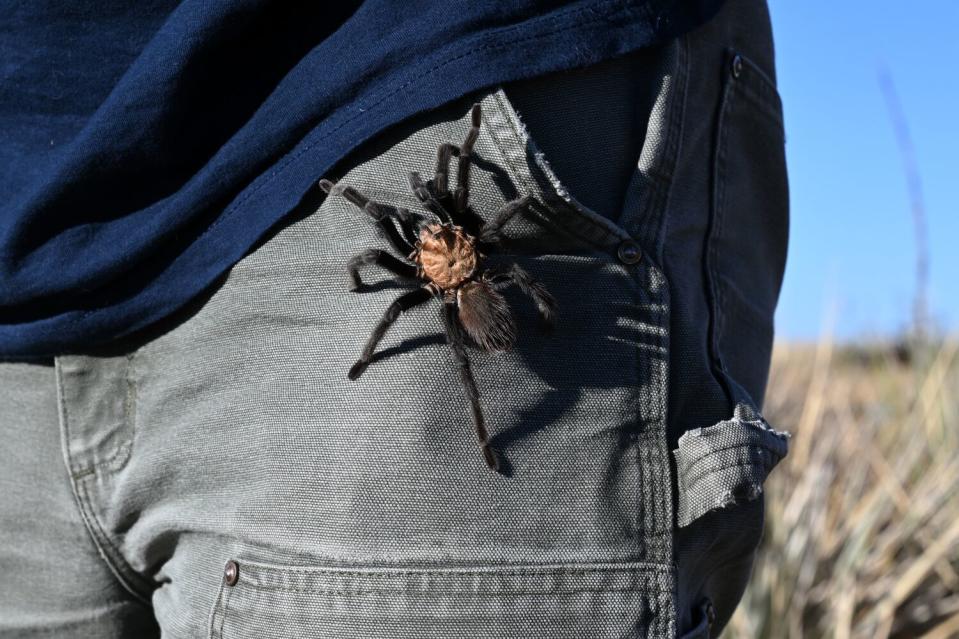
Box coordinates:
[0,1,789,636]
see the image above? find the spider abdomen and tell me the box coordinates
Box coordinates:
[457,280,517,352]
[415,223,477,289]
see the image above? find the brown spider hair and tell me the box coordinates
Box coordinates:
[319,103,555,472]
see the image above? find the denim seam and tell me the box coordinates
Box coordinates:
[707,48,786,416]
[644,45,685,580]
[55,358,152,604]
[235,535,673,571]
[73,476,155,602]
[235,583,665,597]
[650,271,673,561]
[711,47,784,371]
[54,361,151,608]
[207,578,227,639]
[633,40,681,575]
[623,319,643,556]
[61,355,137,477]
[736,51,781,111]
[725,51,784,135]
[681,457,781,490]
[238,563,674,578]
[714,86,731,375]
[480,93,543,204]
[639,428,655,558]
[215,577,235,639]
[639,38,690,266]
[679,438,787,472]
[635,283,650,561]
[659,38,690,255]
[484,90,632,252]
[122,353,137,467]
[703,51,736,412]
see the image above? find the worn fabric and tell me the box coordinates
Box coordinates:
[0,0,789,636]
[0,0,725,357]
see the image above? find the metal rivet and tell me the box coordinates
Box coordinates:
[617,241,642,265]
[223,560,239,586]
[731,54,743,79]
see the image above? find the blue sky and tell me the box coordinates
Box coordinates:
[768,1,959,340]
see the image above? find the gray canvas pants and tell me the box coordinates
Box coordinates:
[0,1,789,636]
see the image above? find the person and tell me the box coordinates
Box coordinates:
[0,0,790,636]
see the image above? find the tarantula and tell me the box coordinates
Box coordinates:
[319,104,556,472]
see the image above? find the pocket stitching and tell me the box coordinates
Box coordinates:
[734,51,783,122]
[236,583,662,596]
[677,423,788,470]
[681,455,783,491]
[211,557,678,635]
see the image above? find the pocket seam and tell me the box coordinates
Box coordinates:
[235,562,669,577]
[484,89,637,253]
[678,424,787,470]
[209,576,234,639]
[682,456,782,490]
[231,558,675,590]
[705,46,787,409]
[738,65,783,128]
[209,556,679,636]
[237,583,661,596]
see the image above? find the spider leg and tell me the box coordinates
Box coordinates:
[431,142,484,230]
[409,171,453,223]
[320,179,416,255]
[426,140,487,234]
[453,104,482,215]
[395,207,426,247]
[433,142,457,199]
[478,196,533,246]
[486,263,556,329]
[413,105,486,233]
[441,302,501,471]
[348,286,434,381]
[347,248,420,291]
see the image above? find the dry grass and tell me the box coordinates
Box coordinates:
[725,337,959,639]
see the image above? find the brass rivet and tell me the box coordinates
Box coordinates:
[223,560,239,586]
[617,241,642,265]
[731,54,743,79]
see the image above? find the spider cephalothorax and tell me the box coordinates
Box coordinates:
[319,103,556,472]
[413,222,520,353]
[413,223,479,292]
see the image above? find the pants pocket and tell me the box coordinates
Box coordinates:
[706,48,789,408]
[208,557,676,639]
[672,400,788,635]
[674,401,788,529]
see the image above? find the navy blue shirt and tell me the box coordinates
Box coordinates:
[0,0,722,356]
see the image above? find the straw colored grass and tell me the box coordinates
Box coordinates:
[725,337,959,639]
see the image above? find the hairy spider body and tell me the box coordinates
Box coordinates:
[319,103,556,472]
[413,223,479,291]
